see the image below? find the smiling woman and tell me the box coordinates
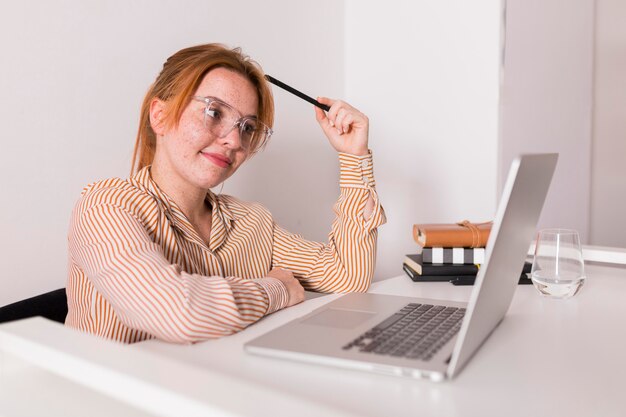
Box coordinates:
[65,43,386,344]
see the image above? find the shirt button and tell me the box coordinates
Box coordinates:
[361,160,369,169]
[363,177,370,185]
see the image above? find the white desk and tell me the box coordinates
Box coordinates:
[1,263,625,417]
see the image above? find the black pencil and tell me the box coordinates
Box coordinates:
[265,75,330,112]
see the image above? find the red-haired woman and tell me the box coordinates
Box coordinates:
[66,44,385,343]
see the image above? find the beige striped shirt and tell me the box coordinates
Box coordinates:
[66,152,385,343]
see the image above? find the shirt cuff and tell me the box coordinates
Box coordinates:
[255,277,290,315]
[339,150,376,189]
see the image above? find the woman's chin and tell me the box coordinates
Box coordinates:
[193,169,230,190]
[197,175,228,191]
[196,180,221,190]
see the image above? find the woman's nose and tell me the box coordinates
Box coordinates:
[220,125,244,150]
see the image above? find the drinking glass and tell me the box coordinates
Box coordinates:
[531,229,586,299]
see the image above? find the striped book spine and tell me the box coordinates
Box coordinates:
[422,247,485,264]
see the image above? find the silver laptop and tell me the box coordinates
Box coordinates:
[245,154,558,381]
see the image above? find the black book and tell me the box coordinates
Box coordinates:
[403,261,533,283]
[404,254,479,276]
[402,264,458,282]
[450,274,532,286]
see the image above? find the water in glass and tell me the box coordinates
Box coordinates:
[531,229,586,299]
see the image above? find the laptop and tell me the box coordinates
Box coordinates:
[245,154,558,381]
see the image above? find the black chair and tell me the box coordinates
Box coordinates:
[0,288,68,324]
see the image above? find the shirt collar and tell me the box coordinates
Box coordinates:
[131,166,249,246]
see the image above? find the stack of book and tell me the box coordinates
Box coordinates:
[403,220,531,285]
[403,249,486,282]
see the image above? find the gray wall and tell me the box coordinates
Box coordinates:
[499,0,595,240]
[590,0,626,247]
[500,0,626,249]
[345,0,501,281]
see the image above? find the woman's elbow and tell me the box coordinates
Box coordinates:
[342,271,372,293]
[353,279,371,293]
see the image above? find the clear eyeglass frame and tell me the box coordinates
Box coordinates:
[192,95,273,154]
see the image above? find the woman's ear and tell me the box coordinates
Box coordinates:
[149,98,167,136]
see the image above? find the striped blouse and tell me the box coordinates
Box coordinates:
[66,152,386,344]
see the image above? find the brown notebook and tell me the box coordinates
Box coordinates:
[413,220,493,248]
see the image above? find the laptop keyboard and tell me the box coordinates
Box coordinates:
[342,303,465,361]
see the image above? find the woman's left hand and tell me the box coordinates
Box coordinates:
[314,97,369,156]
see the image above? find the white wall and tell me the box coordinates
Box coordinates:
[345,1,502,280]
[498,0,595,240]
[590,0,626,247]
[0,1,502,306]
[0,0,344,306]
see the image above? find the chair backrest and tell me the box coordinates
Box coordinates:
[0,288,67,324]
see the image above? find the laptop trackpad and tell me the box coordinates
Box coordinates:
[301,308,376,329]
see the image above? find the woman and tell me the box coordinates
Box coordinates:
[66,44,386,343]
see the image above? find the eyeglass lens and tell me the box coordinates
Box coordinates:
[204,100,267,151]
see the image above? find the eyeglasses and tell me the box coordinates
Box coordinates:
[192,96,273,154]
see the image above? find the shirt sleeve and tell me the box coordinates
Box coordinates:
[271,151,386,293]
[69,203,289,344]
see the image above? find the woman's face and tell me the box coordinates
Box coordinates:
[152,67,259,191]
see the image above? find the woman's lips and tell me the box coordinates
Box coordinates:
[201,152,232,168]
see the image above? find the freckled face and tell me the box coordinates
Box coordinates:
[152,68,259,190]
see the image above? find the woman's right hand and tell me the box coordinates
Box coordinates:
[314,97,370,157]
[266,267,305,307]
